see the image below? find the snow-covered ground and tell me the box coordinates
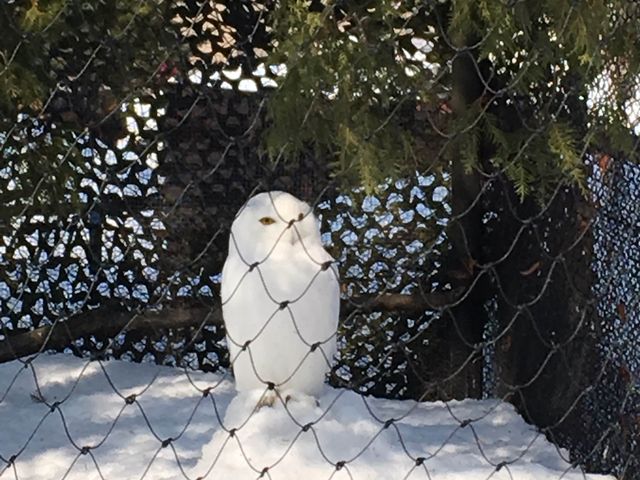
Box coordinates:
[0,354,611,480]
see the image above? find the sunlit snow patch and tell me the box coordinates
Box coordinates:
[0,354,612,480]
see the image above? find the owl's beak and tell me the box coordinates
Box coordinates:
[289,228,299,246]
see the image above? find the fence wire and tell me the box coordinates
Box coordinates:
[0,1,639,480]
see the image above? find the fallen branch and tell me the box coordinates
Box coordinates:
[0,291,461,364]
[0,303,219,364]
[344,290,462,315]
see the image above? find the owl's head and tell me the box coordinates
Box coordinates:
[228,191,323,263]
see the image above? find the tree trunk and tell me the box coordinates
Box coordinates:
[425,51,491,400]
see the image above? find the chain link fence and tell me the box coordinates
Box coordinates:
[1,1,639,479]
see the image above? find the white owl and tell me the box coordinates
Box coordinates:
[221,191,339,406]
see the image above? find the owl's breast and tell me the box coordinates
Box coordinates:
[221,249,339,330]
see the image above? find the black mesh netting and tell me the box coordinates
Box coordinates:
[1,1,639,479]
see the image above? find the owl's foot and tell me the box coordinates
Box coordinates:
[255,390,277,410]
[283,393,320,408]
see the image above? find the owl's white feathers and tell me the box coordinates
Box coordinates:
[221,191,339,399]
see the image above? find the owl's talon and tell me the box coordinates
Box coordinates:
[283,394,320,408]
[255,391,277,410]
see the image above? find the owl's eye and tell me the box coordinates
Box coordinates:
[259,216,276,225]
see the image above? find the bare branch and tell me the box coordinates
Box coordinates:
[0,303,219,364]
[0,291,460,364]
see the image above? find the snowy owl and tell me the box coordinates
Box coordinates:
[221,191,339,406]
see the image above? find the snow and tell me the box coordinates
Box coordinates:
[0,354,612,480]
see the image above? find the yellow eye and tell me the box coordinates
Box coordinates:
[259,216,276,225]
